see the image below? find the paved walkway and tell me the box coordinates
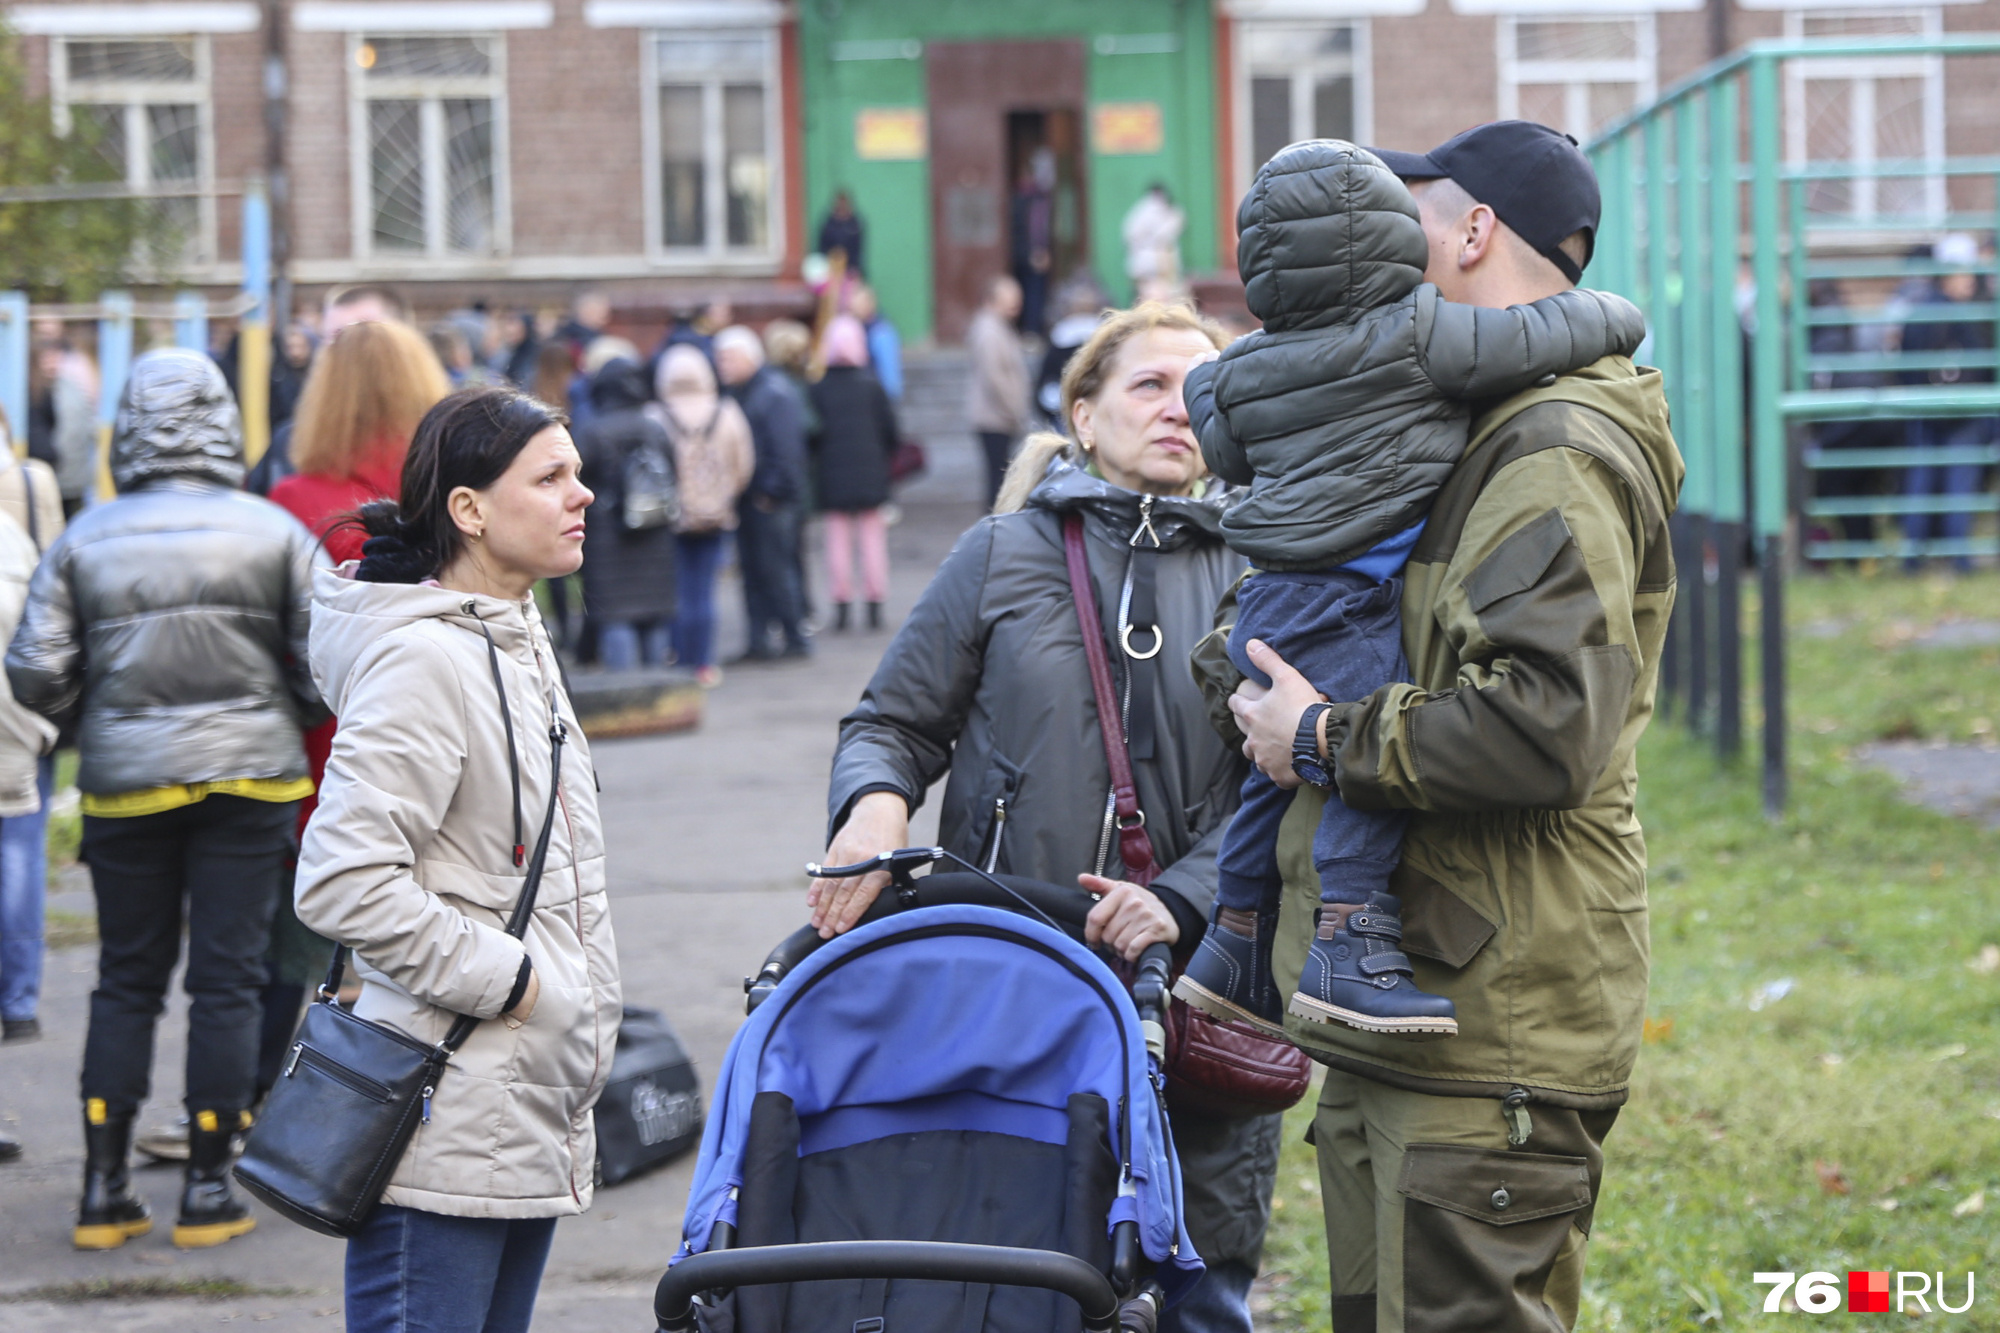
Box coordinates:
[0,435,987,1329]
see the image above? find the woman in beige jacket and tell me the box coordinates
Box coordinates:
[293,387,620,1333]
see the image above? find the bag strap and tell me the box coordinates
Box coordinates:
[316,611,570,1056]
[18,464,39,551]
[1062,513,1162,886]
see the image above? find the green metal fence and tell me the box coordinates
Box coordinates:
[1586,36,2000,813]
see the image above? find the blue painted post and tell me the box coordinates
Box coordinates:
[173,290,209,353]
[96,291,134,502]
[240,181,272,464]
[0,292,27,455]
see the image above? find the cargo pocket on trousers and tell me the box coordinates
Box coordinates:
[1398,1142,1593,1333]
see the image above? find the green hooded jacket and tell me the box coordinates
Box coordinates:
[1194,354,1683,1108]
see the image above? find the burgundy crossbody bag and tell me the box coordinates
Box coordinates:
[1062,514,1311,1119]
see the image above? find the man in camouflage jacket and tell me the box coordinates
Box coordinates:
[1201,123,1684,1333]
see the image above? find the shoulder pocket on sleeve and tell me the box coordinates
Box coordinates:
[1463,508,1571,614]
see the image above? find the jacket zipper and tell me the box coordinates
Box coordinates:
[982,797,1009,873]
[285,1042,395,1104]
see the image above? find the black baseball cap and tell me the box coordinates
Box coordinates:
[1368,120,1600,284]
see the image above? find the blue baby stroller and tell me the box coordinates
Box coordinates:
[656,849,1202,1333]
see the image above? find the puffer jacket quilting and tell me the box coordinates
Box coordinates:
[5,349,327,794]
[295,570,620,1219]
[1185,140,1647,571]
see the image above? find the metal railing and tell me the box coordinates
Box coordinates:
[1586,35,2000,813]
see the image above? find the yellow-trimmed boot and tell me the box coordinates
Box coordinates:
[74,1099,152,1250]
[171,1111,256,1249]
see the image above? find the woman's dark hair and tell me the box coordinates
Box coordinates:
[354,387,565,584]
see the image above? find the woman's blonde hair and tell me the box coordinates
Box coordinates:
[290,320,451,477]
[993,300,1228,514]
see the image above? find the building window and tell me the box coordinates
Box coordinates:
[1237,23,1368,191]
[1784,8,1945,221]
[648,28,781,259]
[51,36,212,266]
[351,34,506,258]
[1498,14,1657,141]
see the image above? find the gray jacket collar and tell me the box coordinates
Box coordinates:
[1023,460,1229,551]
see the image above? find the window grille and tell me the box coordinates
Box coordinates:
[1499,14,1656,141]
[353,34,506,259]
[1238,23,1365,193]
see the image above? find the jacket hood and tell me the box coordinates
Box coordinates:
[1023,458,1230,549]
[309,566,542,716]
[590,358,652,413]
[1471,355,1685,512]
[1236,140,1429,334]
[111,347,246,489]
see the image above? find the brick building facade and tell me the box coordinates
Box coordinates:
[8,0,2000,341]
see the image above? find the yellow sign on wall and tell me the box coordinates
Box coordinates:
[855,108,927,161]
[1092,102,1164,156]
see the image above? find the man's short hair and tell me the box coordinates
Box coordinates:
[1414,178,1585,284]
[325,283,409,322]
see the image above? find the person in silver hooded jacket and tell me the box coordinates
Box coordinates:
[6,347,327,1252]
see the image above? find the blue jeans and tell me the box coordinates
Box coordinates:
[1902,416,1995,564]
[1160,1258,1256,1333]
[0,755,53,1021]
[345,1205,557,1333]
[598,619,671,670]
[672,531,728,669]
[1215,570,1410,915]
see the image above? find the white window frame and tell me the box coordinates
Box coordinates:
[1497,12,1658,141]
[48,33,217,266]
[1233,19,1373,200]
[1783,6,1946,222]
[641,26,785,268]
[345,31,512,262]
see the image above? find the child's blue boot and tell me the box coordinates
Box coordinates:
[1289,895,1457,1038]
[1172,907,1286,1038]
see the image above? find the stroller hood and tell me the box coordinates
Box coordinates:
[678,904,1203,1303]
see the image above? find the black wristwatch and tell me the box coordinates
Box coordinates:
[1292,702,1335,789]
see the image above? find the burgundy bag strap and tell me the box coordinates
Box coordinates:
[1063,513,1162,886]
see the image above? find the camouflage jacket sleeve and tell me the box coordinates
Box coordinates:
[1329,440,1646,812]
[1189,568,1249,751]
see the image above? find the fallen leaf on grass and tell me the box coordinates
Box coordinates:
[1815,1160,1851,1195]
[1643,1016,1675,1044]
[1876,1198,1900,1211]
[1749,978,1795,1011]
[1931,1043,1968,1062]
[1970,944,2000,974]
[1953,1189,1985,1218]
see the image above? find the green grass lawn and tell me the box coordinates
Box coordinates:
[1256,571,2000,1331]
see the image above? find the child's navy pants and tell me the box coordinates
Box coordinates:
[1216,568,1410,915]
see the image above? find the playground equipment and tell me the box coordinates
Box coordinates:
[0,182,273,484]
[1587,35,2000,813]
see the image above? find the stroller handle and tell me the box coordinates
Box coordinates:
[655,1240,1125,1333]
[748,864,1174,1044]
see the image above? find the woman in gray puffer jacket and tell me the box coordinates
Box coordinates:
[7,348,327,1252]
[816,303,1277,1333]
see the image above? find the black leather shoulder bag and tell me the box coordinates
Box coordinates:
[236,618,567,1238]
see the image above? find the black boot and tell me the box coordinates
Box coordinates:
[172,1111,255,1248]
[1172,906,1286,1038]
[74,1101,151,1250]
[833,603,851,632]
[1289,896,1457,1038]
[866,602,884,631]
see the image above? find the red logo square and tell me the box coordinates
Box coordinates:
[1849,1270,1891,1313]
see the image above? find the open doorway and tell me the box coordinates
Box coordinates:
[926,39,1085,343]
[1005,109,1087,336]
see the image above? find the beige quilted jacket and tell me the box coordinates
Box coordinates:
[295,568,620,1218]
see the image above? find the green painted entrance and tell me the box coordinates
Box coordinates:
[800,0,1220,344]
